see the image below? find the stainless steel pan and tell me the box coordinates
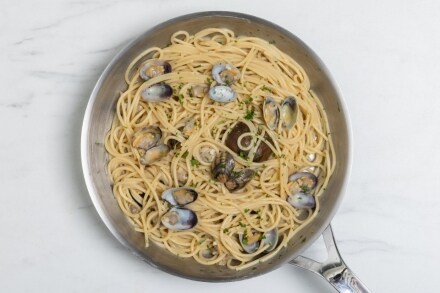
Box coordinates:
[81,11,370,292]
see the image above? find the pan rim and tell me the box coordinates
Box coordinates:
[80,10,353,282]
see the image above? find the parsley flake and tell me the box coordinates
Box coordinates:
[191,158,200,167]
[244,108,255,120]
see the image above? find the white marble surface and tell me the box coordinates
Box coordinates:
[1,0,440,292]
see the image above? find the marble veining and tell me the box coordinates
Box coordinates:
[1,0,439,292]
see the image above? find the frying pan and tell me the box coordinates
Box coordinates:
[81,11,370,292]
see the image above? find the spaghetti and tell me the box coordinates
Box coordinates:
[105,28,335,270]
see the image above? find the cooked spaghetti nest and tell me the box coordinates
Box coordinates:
[105,28,335,270]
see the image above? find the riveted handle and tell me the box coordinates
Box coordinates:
[289,225,371,293]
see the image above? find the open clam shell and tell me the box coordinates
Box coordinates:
[139,60,172,81]
[263,96,280,130]
[212,151,235,183]
[132,126,162,150]
[280,96,298,129]
[139,144,170,165]
[161,207,198,230]
[287,192,316,209]
[161,187,198,206]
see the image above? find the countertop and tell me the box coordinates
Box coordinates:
[1,0,439,292]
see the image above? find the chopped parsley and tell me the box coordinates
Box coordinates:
[206,77,213,84]
[239,151,248,160]
[244,97,253,105]
[242,234,248,245]
[244,208,250,213]
[178,94,184,105]
[239,222,246,228]
[223,228,229,233]
[259,234,267,240]
[261,85,274,93]
[244,108,255,120]
[191,158,200,167]
[182,151,189,158]
[224,79,232,86]
[300,185,309,193]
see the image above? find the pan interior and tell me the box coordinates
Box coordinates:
[81,11,350,282]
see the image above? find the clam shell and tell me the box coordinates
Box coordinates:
[262,228,278,252]
[139,144,170,165]
[287,192,316,209]
[212,63,241,85]
[208,85,236,103]
[141,84,173,102]
[161,207,198,230]
[263,96,280,130]
[225,122,273,162]
[212,151,235,183]
[161,187,198,206]
[280,96,298,129]
[288,171,318,192]
[132,126,162,150]
[224,169,255,191]
[139,60,172,81]
[239,233,260,254]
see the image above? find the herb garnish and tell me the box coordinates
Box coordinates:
[178,94,184,105]
[300,185,309,193]
[244,108,255,120]
[244,208,250,213]
[191,158,200,167]
[261,85,274,93]
[244,97,253,105]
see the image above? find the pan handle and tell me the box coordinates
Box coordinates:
[289,225,370,293]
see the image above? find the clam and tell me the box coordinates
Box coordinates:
[280,96,298,129]
[132,126,162,150]
[199,146,217,163]
[262,228,278,252]
[239,232,260,254]
[161,207,198,230]
[287,192,316,209]
[191,85,208,98]
[141,84,173,102]
[225,122,273,162]
[212,151,235,183]
[161,187,198,206]
[212,63,241,85]
[263,96,280,130]
[239,228,279,254]
[224,169,255,191]
[139,144,170,165]
[181,118,195,137]
[288,171,318,193]
[176,166,188,184]
[208,85,236,103]
[139,60,172,81]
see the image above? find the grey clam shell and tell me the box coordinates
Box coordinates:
[211,63,241,85]
[161,207,198,230]
[224,168,255,191]
[287,192,316,209]
[288,171,318,192]
[139,60,172,81]
[161,187,198,206]
[132,126,162,150]
[262,228,278,252]
[139,144,170,165]
[239,233,260,254]
[208,85,236,103]
[141,84,173,102]
[238,228,279,254]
